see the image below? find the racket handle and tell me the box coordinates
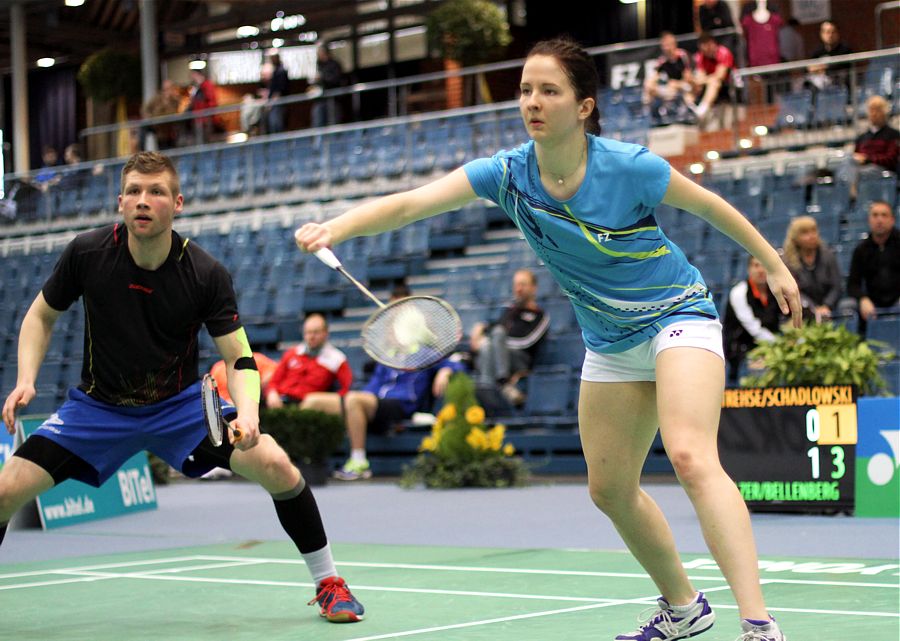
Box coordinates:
[314,248,342,270]
[231,426,243,443]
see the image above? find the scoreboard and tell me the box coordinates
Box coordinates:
[718,385,857,514]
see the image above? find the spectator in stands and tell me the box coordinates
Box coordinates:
[698,0,734,32]
[310,44,344,128]
[854,95,899,172]
[470,269,550,407]
[265,313,352,408]
[723,256,783,384]
[63,144,82,165]
[210,352,278,405]
[847,200,900,334]
[265,54,290,134]
[690,32,735,126]
[296,36,800,641]
[642,32,698,123]
[28,146,62,194]
[806,20,853,91]
[782,216,842,321]
[740,0,783,68]
[838,95,900,202]
[779,18,804,62]
[187,69,220,144]
[301,286,463,481]
[142,79,184,150]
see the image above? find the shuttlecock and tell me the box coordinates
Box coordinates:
[392,305,435,354]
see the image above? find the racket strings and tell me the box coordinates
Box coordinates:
[362,297,461,370]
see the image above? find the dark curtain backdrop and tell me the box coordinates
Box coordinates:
[523,0,695,49]
[27,67,77,170]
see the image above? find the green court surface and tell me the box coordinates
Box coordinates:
[2,542,897,641]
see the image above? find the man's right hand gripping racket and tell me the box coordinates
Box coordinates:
[201,374,242,446]
[313,248,462,371]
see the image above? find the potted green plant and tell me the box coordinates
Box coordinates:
[77,48,142,158]
[425,0,512,107]
[261,407,346,485]
[742,322,895,396]
[401,373,529,488]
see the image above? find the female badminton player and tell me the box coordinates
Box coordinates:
[296,38,799,641]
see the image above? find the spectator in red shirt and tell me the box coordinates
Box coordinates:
[840,95,900,200]
[690,32,734,125]
[854,95,900,172]
[265,313,352,408]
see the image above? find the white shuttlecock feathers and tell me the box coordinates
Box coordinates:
[392,305,436,354]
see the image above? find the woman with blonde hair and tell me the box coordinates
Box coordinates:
[782,215,842,320]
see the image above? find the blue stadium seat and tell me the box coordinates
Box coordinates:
[773,90,813,130]
[266,139,297,191]
[878,360,900,395]
[866,315,900,348]
[525,366,575,416]
[767,187,807,218]
[811,182,850,218]
[540,298,576,332]
[294,137,323,188]
[814,85,850,126]
[857,173,897,209]
[534,332,584,369]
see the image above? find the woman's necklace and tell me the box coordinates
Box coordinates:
[545,142,586,186]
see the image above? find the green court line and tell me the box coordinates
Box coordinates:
[1,542,897,641]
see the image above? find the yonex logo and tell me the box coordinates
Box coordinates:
[669,329,683,337]
[867,430,900,486]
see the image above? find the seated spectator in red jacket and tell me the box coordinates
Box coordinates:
[265,313,352,408]
[840,96,900,200]
[854,96,899,172]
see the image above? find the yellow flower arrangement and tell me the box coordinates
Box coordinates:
[403,373,528,488]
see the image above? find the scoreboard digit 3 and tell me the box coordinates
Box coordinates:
[718,385,857,513]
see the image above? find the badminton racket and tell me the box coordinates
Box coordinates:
[200,374,242,447]
[313,248,462,371]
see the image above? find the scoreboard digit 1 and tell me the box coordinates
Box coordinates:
[718,386,857,513]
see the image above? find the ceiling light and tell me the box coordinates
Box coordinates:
[753,125,769,136]
[689,163,705,175]
[739,138,753,149]
[705,150,720,161]
[237,25,260,38]
[189,59,207,70]
[65,0,85,6]
[272,38,285,48]
[37,57,56,67]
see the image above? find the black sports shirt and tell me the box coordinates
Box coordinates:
[42,223,242,406]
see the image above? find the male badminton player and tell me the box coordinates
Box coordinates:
[295,38,800,641]
[0,151,364,624]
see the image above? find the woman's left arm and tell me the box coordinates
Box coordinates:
[662,169,803,327]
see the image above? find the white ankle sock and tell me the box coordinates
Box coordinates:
[303,543,337,586]
[351,449,367,463]
[669,592,700,612]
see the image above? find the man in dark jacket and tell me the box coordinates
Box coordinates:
[847,201,900,335]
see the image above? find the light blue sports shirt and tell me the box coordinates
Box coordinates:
[463,134,718,354]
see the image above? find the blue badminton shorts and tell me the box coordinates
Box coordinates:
[31,380,230,487]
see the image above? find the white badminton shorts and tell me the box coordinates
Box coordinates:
[581,319,724,383]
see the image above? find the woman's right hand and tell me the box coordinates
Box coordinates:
[294,223,333,253]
